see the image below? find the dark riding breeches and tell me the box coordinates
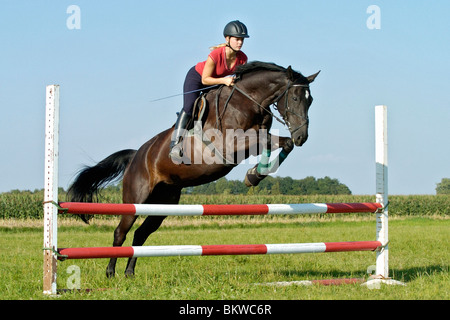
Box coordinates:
[183,66,210,116]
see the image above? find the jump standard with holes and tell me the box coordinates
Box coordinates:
[43,84,405,295]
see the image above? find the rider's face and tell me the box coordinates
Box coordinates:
[226,36,244,51]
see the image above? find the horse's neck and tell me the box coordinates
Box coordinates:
[204,72,287,131]
[240,73,287,105]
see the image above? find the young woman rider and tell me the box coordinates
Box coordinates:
[169,20,250,162]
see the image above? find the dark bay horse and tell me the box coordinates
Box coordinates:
[67,61,319,277]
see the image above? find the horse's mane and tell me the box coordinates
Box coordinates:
[234,61,304,82]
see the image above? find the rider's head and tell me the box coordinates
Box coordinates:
[223,20,249,52]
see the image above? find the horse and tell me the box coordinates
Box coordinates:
[67,61,320,277]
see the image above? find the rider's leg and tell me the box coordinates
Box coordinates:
[169,66,201,162]
[169,109,191,161]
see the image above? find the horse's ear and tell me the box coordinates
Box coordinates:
[287,66,295,81]
[307,70,321,83]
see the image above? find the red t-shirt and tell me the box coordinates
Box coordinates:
[195,46,247,77]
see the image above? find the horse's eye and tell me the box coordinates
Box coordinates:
[292,97,298,101]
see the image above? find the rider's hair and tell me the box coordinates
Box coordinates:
[209,43,227,51]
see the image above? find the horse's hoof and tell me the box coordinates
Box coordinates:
[244,167,266,187]
[80,214,93,224]
[124,270,135,278]
[106,269,115,278]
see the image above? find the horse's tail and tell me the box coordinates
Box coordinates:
[67,149,137,224]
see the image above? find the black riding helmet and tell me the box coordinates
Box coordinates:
[223,20,250,38]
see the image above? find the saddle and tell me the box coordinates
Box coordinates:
[189,94,208,131]
[183,92,234,166]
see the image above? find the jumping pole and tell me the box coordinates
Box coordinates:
[57,241,383,260]
[58,202,382,216]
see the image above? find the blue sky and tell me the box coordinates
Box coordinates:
[1,0,449,195]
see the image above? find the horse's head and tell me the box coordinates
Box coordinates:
[276,67,320,147]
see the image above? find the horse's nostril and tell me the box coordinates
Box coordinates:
[293,134,308,147]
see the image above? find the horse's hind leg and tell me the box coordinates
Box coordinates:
[124,215,166,277]
[106,215,138,278]
[124,183,181,277]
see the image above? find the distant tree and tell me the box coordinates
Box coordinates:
[271,181,281,195]
[300,176,318,195]
[436,178,450,195]
[183,175,352,195]
[317,176,352,195]
[215,177,229,194]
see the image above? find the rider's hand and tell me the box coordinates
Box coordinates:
[223,76,235,87]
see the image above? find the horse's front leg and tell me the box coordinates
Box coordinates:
[244,135,294,187]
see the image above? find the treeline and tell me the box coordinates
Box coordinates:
[1,175,351,197]
[436,178,450,194]
[182,176,352,195]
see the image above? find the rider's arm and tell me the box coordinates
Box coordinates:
[201,57,234,87]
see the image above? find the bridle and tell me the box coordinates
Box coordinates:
[273,81,310,135]
[232,80,310,135]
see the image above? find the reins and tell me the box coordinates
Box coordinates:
[213,84,288,131]
[233,86,286,126]
[150,76,310,135]
[233,81,310,133]
[149,85,220,103]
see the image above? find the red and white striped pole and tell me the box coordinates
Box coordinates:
[58,202,382,216]
[58,241,382,260]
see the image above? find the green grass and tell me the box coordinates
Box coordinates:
[1,216,448,300]
[1,194,448,300]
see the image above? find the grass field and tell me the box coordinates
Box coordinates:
[0,194,448,301]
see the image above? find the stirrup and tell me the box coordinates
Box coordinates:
[169,142,185,164]
[169,109,191,163]
[169,140,183,156]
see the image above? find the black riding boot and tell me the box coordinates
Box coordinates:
[169,109,191,163]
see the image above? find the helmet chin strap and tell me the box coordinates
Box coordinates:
[226,42,239,53]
